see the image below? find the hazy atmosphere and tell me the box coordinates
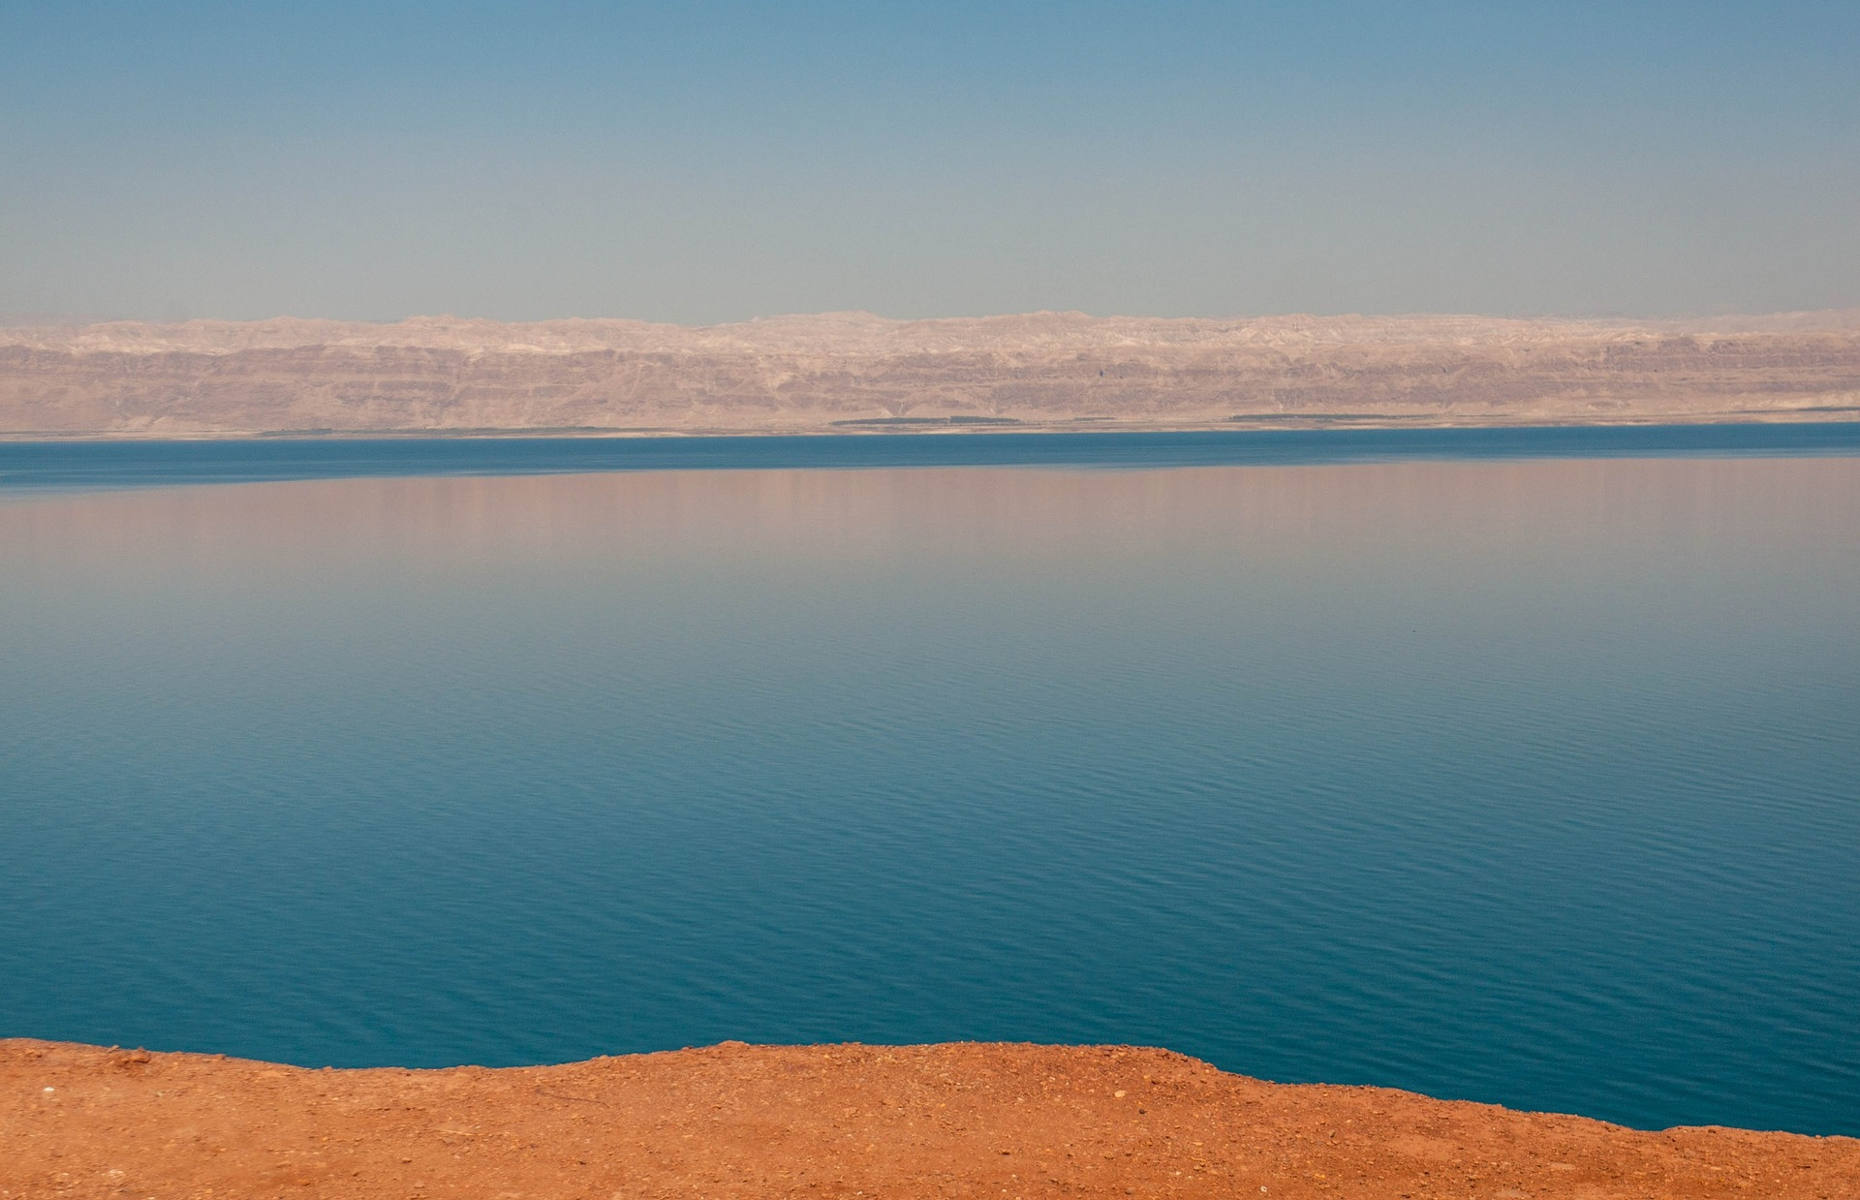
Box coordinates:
[9,5,1860,1194]
[7,0,1858,324]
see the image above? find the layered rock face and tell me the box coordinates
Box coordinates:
[3,310,1859,435]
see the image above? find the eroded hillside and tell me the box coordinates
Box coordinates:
[4,311,1859,435]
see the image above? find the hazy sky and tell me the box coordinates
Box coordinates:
[5,1,1857,323]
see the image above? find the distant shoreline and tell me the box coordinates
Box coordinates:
[5,407,1860,443]
[6,421,1858,495]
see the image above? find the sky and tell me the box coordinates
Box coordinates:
[4,0,1857,323]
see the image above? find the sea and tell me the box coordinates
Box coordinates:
[2,425,1856,1136]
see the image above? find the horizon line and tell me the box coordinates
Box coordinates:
[9,306,1860,331]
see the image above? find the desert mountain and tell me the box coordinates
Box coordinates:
[4,311,1859,436]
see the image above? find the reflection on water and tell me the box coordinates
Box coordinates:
[3,456,1858,1135]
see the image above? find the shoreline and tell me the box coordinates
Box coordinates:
[6,1038,1857,1198]
[4,408,1860,443]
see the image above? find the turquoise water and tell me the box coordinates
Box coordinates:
[4,423,1860,492]
[2,429,1857,1135]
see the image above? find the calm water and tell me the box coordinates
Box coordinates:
[2,429,1857,1136]
[5,422,1860,491]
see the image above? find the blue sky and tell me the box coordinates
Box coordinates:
[4,1,1857,321]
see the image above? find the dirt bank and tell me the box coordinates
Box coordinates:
[4,1039,1855,1198]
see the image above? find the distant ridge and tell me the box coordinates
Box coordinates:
[4,311,1858,437]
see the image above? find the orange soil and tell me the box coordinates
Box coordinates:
[4,1039,1856,1199]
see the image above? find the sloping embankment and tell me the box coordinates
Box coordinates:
[4,1038,1857,1198]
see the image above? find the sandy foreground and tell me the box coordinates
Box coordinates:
[4,1040,1856,1199]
